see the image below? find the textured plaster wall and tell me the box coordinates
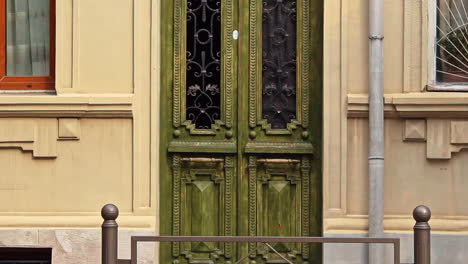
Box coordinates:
[347,118,468,216]
[324,0,468,236]
[0,229,155,264]
[0,119,133,213]
[0,0,158,261]
[324,233,468,264]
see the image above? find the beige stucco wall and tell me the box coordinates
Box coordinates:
[0,4,159,262]
[324,0,468,235]
[0,0,160,261]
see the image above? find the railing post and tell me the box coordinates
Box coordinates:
[413,205,431,264]
[102,204,119,264]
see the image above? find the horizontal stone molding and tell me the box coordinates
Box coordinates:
[348,93,468,118]
[0,215,155,228]
[0,94,133,118]
[325,215,468,233]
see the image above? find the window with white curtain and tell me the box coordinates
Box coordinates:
[430,0,468,90]
[7,0,50,76]
[0,0,54,90]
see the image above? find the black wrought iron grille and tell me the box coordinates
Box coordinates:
[262,0,297,129]
[186,0,222,129]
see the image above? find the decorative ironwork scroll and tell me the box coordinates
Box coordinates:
[186,0,222,129]
[262,0,297,129]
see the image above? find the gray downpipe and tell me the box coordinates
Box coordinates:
[368,0,385,263]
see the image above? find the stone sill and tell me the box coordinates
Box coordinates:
[348,93,468,118]
[0,94,133,118]
[427,84,468,92]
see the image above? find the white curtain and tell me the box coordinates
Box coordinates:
[7,0,50,76]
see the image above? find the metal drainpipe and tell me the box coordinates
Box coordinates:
[368,0,385,262]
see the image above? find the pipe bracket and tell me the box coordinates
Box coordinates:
[369,35,384,40]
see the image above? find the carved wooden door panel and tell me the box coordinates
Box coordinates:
[160,0,322,263]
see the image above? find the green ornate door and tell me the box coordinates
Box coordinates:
[160,0,323,263]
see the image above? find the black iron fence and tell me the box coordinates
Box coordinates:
[101,205,431,264]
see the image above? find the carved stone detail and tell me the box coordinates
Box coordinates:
[404,119,426,142]
[0,118,83,158]
[451,121,468,144]
[403,119,468,159]
[58,118,81,140]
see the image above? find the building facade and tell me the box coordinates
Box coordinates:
[0,0,467,263]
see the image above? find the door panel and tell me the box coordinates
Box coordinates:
[161,0,322,262]
[242,156,312,263]
[171,155,235,263]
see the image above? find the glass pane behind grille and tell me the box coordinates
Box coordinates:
[7,0,50,76]
[186,0,222,129]
[436,0,468,83]
[262,0,297,129]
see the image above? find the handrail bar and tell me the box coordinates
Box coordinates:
[129,235,400,243]
[102,204,432,264]
[128,236,401,264]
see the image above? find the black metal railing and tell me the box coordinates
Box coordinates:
[101,205,432,264]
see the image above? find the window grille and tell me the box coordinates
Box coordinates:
[435,0,468,84]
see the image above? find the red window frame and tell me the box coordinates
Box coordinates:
[0,0,55,90]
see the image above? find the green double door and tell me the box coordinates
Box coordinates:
[160,0,323,263]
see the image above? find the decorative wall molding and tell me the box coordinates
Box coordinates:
[323,0,348,218]
[0,95,133,118]
[348,93,468,118]
[403,119,426,142]
[58,118,81,140]
[348,94,468,159]
[0,119,57,158]
[0,118,85,158]
[426,119,468,159]
[403,0,427,93]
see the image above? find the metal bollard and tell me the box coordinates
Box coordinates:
[102,204,119,264]
[413,205,431,264]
